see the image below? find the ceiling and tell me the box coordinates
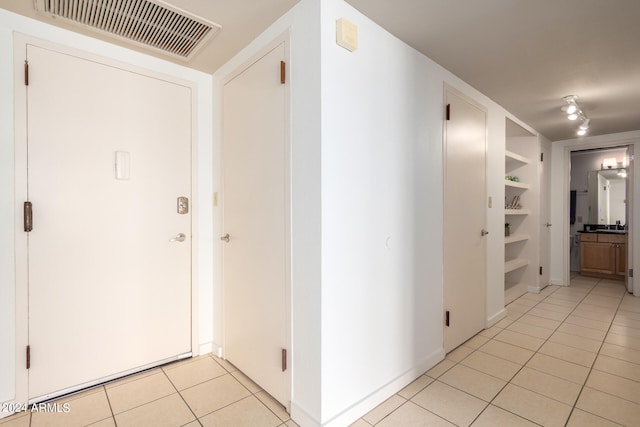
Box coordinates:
[2,0,639,142]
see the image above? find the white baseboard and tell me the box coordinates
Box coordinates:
[527,285,541,294]
[290,402,321,427]
[297,349,445,427]
[198,342,214,356]
[486,308,506,328]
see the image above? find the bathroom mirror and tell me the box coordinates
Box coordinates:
[587,168,626,224]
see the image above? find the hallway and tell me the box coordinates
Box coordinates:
[1,276,639,426]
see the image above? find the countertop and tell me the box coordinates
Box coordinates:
[577,230,627,235]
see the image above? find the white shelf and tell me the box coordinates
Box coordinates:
[505,209,531,215]
[505,258,529,274]
[505,180,530,190]
[505,234,530,244]
[505,150,531,165]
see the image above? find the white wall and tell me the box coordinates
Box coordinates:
[0,8,214,408]
[213,0,526,422]
[550,130,640,288]
[316,0,534,424]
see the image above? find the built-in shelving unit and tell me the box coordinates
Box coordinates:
[505,181,531,190]
[504,119,540,304]
[505,234,530,244]
[505,258,529,274]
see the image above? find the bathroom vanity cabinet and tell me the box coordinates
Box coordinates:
[580,232,626,279]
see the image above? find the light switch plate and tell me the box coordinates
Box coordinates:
[337,18,358,52]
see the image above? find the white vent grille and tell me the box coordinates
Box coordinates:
[36,0,221,60]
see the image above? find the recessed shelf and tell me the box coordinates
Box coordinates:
[505,234,530,244]
[505,209,531,215]
[505,180,530,190]
[505,258,529,274]
[505,150,531,165]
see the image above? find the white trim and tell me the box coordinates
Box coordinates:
[198,342,214,356]
[486,308,507,328]
[562,136,640,293]
[314,349,445,427]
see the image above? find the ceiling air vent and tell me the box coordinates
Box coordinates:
[35,0,222,60]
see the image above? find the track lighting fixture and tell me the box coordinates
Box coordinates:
[560,95,590,136]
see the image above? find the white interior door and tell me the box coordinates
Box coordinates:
[443,87,487,352]
[222,43,290,406]
[539,140,551,287]
[26,45,192,401]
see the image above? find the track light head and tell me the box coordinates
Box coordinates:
[579,118,591,130]
[561,95,590,137]
[561,104,578,115]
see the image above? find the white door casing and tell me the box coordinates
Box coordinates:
[221,41,291,406]
[23,43,193,401]
[443,86,488,353]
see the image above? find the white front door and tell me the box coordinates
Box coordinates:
[25,44,192,401]
[443,87,487,352]
[222,42,290,406]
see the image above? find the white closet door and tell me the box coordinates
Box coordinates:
[443,87,488,352]
[222,42,290,406]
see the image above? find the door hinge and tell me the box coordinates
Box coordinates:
[24,60,29,86]
[445,104,451,121]
[26,345,31,369]
[540,152,544,162]
[281,348,287,372]
[539,266,543,275]
[445,310,450,327]
[280,61,286,84]
[24,201,33,232]
[630,268,634,278]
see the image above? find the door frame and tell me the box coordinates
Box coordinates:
[219,31,292,406]
[561,138,638,295]
[13,34,201,404]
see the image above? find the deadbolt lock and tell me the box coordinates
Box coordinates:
[177,197,189,214]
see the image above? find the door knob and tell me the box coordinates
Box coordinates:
[220,233,230,242]
[481,229,489,236]
[170,233,186,242]
[546,223,552,227]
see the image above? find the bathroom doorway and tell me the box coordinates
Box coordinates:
[569,146,632,291]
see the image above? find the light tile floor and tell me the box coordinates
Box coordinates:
[2,275,639,426]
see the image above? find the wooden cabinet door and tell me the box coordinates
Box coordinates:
[615,244,627,277]
[581,242,615,274]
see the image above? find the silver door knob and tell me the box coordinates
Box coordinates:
[170,233,186,242]
[481,229,489,236]
[220,233,230,242]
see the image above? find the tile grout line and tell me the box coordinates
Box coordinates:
[102,385,118,427]
[500,278,632,426]
[468,280,617,426]
[467,284,573,426]
[163,369,202,427]
[565,282,637,426]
